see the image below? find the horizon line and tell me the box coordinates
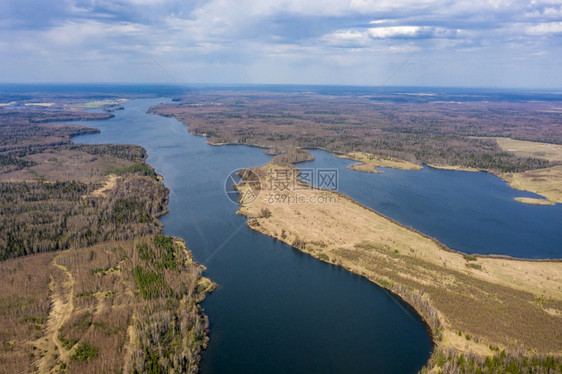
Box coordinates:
[1,82,562,92]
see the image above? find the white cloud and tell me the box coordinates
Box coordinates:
[0,0,561,86]
[526,21,562,34]
[322,29,370,47]
[368,26,422,38]
[44,20,145,46]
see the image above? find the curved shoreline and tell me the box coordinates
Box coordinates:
[150,105,562,370]
[65,107,214,372]
[236,161,562,371]
[337,150,561,205]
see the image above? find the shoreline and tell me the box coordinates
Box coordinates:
[147,106,562,370]
[339,151,561,205]
[67,106,215,370]
[236,162,562,370]
[151,104,561,205]
[337,151,423,173]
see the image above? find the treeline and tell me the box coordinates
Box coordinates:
[0,175,168,260]
[0,108,167,259]
[128,236,212,374]
[0,108,112,125]
[70,143,149,163]
[422,348,562,373]
[150,93,562,173]
[270,148,314,166]
[0,109,108,151]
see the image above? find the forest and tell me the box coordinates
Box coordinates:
[0,106,212,373]
[150,91,562,173]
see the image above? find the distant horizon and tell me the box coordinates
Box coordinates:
[1,82,562,92]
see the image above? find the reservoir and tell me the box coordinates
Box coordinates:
[300,149,562,259]
[73,98,433,373]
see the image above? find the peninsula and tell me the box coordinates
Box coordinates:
[236,161,562,372]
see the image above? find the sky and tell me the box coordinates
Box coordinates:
[1,0,562,88]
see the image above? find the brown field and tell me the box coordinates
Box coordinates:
[493,137,562,163]
[237,163,562,370]
[502,165,562,204]
[338,151,422,173]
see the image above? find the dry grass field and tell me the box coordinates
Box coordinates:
[493,138,562,163]
[338,151,422,173]
[502,165,562,204]
[237,163,562,372]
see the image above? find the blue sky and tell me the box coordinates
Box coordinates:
[1,0,561,87]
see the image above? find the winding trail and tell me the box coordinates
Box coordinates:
[34,254,75,372]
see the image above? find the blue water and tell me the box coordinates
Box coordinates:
[300,149,562,259]
[72,99,433,373]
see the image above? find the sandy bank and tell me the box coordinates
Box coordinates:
[236,163,562,364]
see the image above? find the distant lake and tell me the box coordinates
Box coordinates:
[72,98,433,374]
[300,149,562,259]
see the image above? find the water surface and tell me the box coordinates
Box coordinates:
[300,149,562,259]
[73,98,433,373]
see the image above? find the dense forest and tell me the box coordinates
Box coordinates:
[0,174,168,259]
[150,91,562,173]
[0,106,212,373]
[0,109,110,152]
[0,108,169,260]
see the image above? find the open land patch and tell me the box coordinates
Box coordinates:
[491,137,562,163]
[237,163,562,372]
[502,165,562,204]
[338,151,422,173]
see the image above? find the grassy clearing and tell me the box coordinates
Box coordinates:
[338,151,422,173]
[238,162,562,370]
[492,137,562,163]
[502,165,562,204]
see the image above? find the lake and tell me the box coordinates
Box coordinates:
[300,149,562,259]
[73,98,433,373]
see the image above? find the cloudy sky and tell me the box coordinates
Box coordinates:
[1,0,561,87]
